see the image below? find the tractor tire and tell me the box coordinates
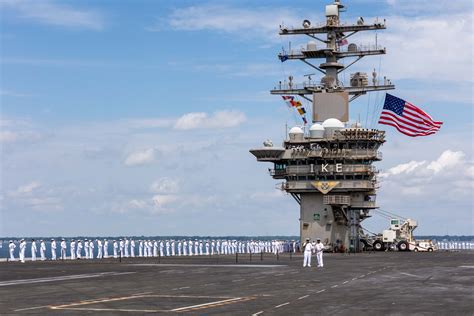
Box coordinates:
[397,241,409,252]
[428,248,433,252]
[373,240,385,251]
[414,248,419,252]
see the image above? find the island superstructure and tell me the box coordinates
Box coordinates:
[250,0,395,252]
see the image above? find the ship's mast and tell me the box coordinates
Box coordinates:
[272,0,394,107]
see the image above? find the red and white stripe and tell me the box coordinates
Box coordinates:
[378,101,443,137]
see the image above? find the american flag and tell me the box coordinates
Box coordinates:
[378,94,443,137]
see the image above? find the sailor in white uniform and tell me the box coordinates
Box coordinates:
[103,239,109,258]
[84,239,89,259]
[31,239,37,261]
[60,239,67,260]
[19,239,26,263]
[40,240,46,261]
[177,240,182,256]
[183,240,188,256]
[124,238,130,257]
[51,239,57,260]
[9,241,16,261]
[97,239,103,259]
[302,238,313,267]
[76,240,83,259]
[188,240,193,256]
[130,239,135,257]
[171,240,176,256]
[119,239,124,257]
[165,240,170,256]
[153,240,158,257]
[160,240,165,257]
[138,240,143,257]
[88,240,94,259]
[70,239,76,260]
[315,239,324,267]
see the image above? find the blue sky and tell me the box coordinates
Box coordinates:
[1,0,472,237]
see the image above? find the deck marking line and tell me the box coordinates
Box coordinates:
[297,295,309,300]
[0,272,135,287]
[459,266,474,268]
[232,279,245,282]
[352,278,357,281]
[178,286,190,289]
[14,305,51,312]
[171,297,243,311]
[275,302,290,308]
[249,283,263,287]
[317,289,326,293]
[343,281,349,284]
[252,311,264,315]
[359,275,366,278]
[331,285,338,288]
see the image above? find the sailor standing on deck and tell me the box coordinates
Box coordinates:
[130,239,135,257]
[60,238,67,259]
[51,239,57,260]
[88,240,94,259]
[70,239,76,260]
[153,240,158,257]
[183,240,188,256]
[77,240,83,259]
[165,240,170,256]
[302,238,313,268]
[31,239,37,261]
[119,239,124,257]
[104,239,109,258]
[315,239,324,268]
[9,240,16,261]
[19,239,26,263]
[171,240,176,256]
[124,238,130,257]
[84,239,89,259]
[40,240,46,261]
[138,240,143,257]
[97,239,103,259]
[177,240,182,256]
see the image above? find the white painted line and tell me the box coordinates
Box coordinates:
[331,285,338,288]
[297,295,309,300]
[252,311,264,316]
[249,283,263,287]
[342,281,349,284]
[274,302,290,308]
[0,272,135,287]
[178,286,190,289]
[232,279,245,282]
[359,275,366,278]
[14,305,51,312]
[316,289,326,293]
[459,266,474,268]
[204,283,216,286]
[400,272,420,278]
[171,297,243,311]
[352,278,358,281]
[129,264,286,268]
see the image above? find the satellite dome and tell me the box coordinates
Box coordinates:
[309,123,325,138]
[289,126,304,142]
[322,118,344,128]
[323,118,344,138]
[289,126,304,134]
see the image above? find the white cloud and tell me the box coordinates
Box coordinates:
[152,194,177,210]
[174,110,246,130]
[379,150,473,198]
[427,150,465,174]
[150,178,179,194]
[128,199,148,209]
[164,5,303,41]
[10,181,41,197]
[1,0,104,30]
[124,148,155,166]
[0,131,18,143]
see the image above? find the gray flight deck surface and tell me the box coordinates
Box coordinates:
[1,252,473,315]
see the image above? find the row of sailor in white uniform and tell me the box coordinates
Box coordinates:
[8,238,293,262]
